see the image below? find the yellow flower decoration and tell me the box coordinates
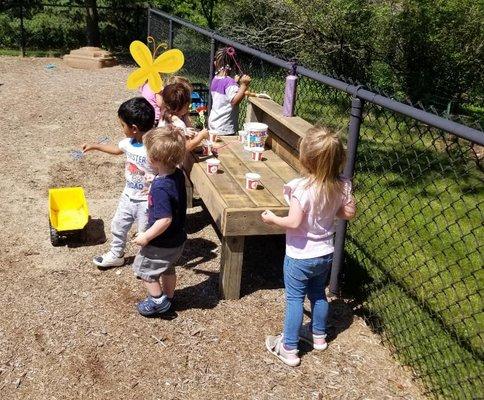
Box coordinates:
[126,40,185,93]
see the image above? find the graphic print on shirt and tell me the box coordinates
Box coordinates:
[119,138,156,200]
[126,162,146,190]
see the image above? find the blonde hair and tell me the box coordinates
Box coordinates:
[299,126,346,207]
[143,126,186,171]
[167,75,193,93]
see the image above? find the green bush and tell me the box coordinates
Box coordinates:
[0,13,20,48]
[24,10,85,50]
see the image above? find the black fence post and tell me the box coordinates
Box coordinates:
[168,19,174,49]
[208,36,216,113]
[329,95,364,295]
[135,6,140,39]
[19,0,26,57]
[147,8,152,37]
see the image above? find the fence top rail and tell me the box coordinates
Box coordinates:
[149,8,484,145]
[13,2,143,10]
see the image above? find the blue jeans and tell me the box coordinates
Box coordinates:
[283,253,333,349]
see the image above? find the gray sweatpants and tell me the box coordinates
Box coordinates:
[110,193,148,258]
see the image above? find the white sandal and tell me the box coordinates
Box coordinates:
[265,334,300,367]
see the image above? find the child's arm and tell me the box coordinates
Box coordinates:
[155,93,163,108]
[230,75,251,107]
[132,217,172,247]
[186,129,209,152]
[261,197,304,229]
[82,143,123,155]
[336,196,356,220]
[182,113,193,128]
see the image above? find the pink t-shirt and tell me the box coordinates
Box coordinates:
[284,177,352,259]
[140,83,161,121]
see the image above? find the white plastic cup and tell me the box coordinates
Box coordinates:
[208,130,219,142]
[238,130,247,143]
[202,140,213,156]
[245,172,261,190]
[206,158,221,174]
[244,122,268,150]
[251,147,264,161]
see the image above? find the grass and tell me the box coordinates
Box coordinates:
[0,48,64,57]
[340,103,483,398]
[344,253,484,399]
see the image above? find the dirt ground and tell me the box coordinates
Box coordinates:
[0,56,424,400]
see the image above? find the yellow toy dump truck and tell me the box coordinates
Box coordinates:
[48,187,89,246]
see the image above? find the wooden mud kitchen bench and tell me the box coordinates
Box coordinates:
[184,97,313,299]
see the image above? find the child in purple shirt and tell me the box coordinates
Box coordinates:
[208,47,251,135]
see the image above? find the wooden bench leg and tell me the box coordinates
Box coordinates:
[219,236,245,300]
[184,175,193,209]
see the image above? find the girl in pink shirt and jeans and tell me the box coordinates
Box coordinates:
[261,127,356,367]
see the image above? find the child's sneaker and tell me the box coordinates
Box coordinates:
[299,323,328,350]
[93,251,124,268]
[137,295,172,317]
[265,334,300,367]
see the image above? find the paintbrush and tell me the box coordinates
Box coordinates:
[244,91,272,100]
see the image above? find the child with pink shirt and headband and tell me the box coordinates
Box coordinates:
[261,126,356,367]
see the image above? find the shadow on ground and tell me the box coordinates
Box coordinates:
[186,199,212,234]
[241,235,286,296]
[66,218,107,248]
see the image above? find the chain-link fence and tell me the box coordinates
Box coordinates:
[346,104,483,398]
[149,9,483,398]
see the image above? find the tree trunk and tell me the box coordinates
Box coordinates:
[200,0,216,30]
[85,0,100,47]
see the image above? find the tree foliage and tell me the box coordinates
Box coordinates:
[220,0,483,111]
[0,0,481,112]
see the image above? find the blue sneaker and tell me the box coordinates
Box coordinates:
[137,295,172,317]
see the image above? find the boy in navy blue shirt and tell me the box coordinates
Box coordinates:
[132,126,187,316]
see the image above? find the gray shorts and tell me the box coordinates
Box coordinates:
[133,244,185,282]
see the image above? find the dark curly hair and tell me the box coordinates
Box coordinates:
[117,97,155,132]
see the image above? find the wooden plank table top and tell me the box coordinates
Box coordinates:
[184,136,300,236]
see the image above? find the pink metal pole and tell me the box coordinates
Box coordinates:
[282,62,298,117]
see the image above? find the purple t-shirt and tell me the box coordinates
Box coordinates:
[208,76,239,134]
[140,83,161,121]
[147,168,187,248]
[283,177,352,259]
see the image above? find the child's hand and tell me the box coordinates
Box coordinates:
[261,209,275,224]
[239,75,251,86]
[185,128,197,139]
[132,233,149,247]
[198,129,209,140]
[82,143,97,153]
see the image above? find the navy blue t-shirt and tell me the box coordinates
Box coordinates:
[147,168,187,248]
